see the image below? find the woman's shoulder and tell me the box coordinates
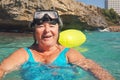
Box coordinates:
[9,48,29,61]
[67,48,81,55]
[66,48,85,62]
[14,47,26,52]
[0,48,29,72]
[13,48,27,54]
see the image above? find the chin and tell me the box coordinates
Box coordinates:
[43,41,55,47]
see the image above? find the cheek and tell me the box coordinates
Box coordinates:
[35,29,42,39]
[53,28,59,37]
[54,25,59,33]
[55,28,59,33]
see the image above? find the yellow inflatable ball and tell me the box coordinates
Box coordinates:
[59,29,86,48]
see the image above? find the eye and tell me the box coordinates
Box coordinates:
[36,24,44,28]
[50,24,56,28]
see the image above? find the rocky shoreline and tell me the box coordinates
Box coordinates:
[108,26,120,32]
[0,32,32,37]
[0,19,31,32]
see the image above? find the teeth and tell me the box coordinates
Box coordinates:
[43,35,51,38]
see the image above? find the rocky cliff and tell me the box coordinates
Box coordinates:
[0,0,109,32]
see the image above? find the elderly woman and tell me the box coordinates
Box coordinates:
[0,9,115,80]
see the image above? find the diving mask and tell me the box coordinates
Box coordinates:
[30,9,63,30]
[33,10,60,25]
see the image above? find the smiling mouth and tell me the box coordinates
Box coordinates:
[42,35,52,39]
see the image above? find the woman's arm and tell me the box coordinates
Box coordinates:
[74,58,115,80]
[0,66,5,79]
[67,48,115,80]
[0,48,28,79]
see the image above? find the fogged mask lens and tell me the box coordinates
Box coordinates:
[34,10,59,19]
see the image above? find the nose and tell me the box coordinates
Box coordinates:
[44,23,50,33]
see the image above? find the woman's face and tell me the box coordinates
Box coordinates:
[35,22,59,47]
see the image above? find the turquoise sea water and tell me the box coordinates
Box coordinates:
[0,32,120,80]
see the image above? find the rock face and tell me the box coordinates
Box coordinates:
[0,0,108,31]
[108,26,120,32]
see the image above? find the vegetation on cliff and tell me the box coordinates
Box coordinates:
[102,8,120,26]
